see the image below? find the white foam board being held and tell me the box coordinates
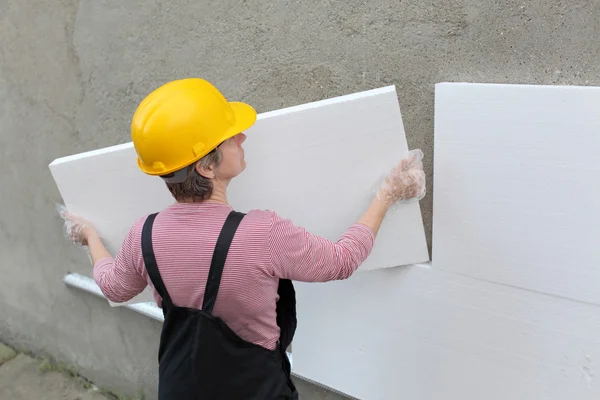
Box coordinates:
[228,85,429,271]
[51,144,168,305]
[292,263,600,400]
[49,85,429,305]
[432,82,600,305]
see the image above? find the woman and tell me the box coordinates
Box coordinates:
[62,78,425,400]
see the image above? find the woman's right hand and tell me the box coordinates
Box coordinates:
[58,206,99,246]
[377,149,426,207]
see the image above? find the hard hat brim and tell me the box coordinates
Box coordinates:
[138,101,257,176]
[228,101,257,137]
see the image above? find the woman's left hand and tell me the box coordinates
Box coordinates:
[377,149,426,207]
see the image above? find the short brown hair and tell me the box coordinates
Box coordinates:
[165,148,222,202]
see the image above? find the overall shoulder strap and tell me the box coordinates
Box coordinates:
[141,213,173,310]
[202,211,245,315]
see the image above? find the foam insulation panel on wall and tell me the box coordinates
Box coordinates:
[49,86,429,305]
[432,82,600,305]
[292,263,600,400]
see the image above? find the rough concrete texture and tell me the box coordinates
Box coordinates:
[0,343,17,366]
[2,0,600,398]
[0,354,110,400]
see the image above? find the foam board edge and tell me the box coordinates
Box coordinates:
[434,81,600,91]
[258,85,397,120]
[49,85,398,166]
[49,142,134,167]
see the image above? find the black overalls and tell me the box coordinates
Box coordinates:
[141,211,298,399]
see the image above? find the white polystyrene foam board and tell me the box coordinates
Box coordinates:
[292,263,600,400]
[63,273,164,321]
[432,82,600,305]
[50,85,429,305]
[228,85,429,271]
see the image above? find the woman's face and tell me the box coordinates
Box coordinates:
[215,133,247,180]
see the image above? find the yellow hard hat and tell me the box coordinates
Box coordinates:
[131,78,257,176]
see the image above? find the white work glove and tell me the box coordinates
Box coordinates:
[377,149,426,207]
[56,205,98,246]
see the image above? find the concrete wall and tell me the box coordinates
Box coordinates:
[1,0,600,398]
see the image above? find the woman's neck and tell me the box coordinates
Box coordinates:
[176,179,230,205]
[207,180,229,205]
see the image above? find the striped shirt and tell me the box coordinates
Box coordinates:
[94,201,375,349]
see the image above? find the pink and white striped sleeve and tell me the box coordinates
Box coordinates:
[93,219,147,303]
[267,212,375,282]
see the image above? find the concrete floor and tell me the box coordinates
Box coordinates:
[0,342,348,400]
[0,343,111,400]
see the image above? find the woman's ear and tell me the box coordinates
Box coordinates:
[195,161,215,179]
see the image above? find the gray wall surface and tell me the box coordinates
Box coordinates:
[1,0,600,398]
